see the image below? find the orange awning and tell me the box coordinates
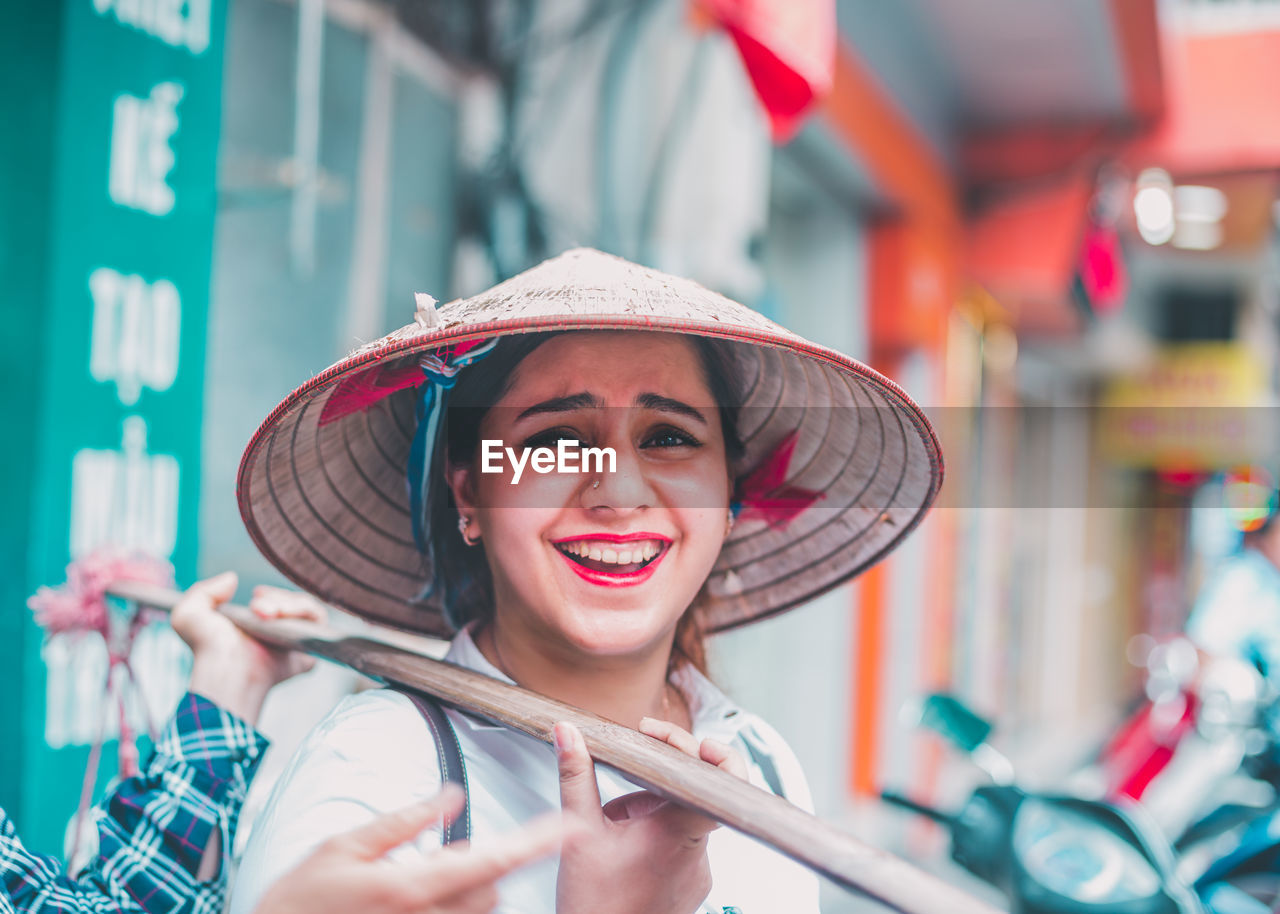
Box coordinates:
[965,175,1094,336]
[1127,29,1280,175]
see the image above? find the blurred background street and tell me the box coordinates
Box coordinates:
[5,0,1280,910]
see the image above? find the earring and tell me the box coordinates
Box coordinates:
[458,515,480,546]
[592,479,600,489]
[725,511,735,536]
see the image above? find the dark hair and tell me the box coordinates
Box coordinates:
[423,330,745,675]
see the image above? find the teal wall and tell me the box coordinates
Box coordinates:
[5,0,228,854]
[0,0,64,830]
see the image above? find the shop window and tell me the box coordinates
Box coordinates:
[201,0,459,580]
[1156,286,1240,342]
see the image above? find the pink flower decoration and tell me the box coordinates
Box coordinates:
[28,549,174,637]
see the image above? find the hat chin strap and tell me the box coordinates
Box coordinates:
[406,338,499,602]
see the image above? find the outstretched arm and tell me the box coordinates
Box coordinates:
[2,692,266,914]
[3,575,324,914]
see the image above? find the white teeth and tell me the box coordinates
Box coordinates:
[559,539,665,565]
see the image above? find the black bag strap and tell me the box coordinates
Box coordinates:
[394,688,471,845]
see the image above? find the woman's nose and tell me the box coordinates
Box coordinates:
[581,441,655,515]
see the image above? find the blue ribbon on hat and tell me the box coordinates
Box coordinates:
[407,338,499,555]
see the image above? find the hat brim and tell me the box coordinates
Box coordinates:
[237,312,942,638]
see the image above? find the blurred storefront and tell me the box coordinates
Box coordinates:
[935,0,1280,785]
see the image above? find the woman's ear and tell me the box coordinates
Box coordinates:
[446,461,481,535]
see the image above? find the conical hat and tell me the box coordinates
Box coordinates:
[237,248,943,637]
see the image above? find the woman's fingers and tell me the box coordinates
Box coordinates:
[600,789,667,822]
[170,572,239,651]
[418,812,567,899]
[637,716,701,757]
[198,570,239,604]
[171,571,237,622]
[634,720,754,842]
[599,788,717,842]
[249,585,327,623]
[554,722,605,825]
[699,738,749,780]
[649,800,721,846]
[334,785,466,859]
[638,717,750,782]
[243,587,323,677]
[561,716,740,850]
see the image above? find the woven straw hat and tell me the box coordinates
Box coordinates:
[238,248,943,637]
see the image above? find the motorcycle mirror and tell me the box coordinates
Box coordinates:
[920,694,994,753]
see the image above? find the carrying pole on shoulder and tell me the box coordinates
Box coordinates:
[106,579,999,914]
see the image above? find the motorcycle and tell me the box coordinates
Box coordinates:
[878,693,1280,913]
[1090,639,1276,844]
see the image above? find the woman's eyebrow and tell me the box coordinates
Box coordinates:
[634,392,708,426]
[515,392,601,421]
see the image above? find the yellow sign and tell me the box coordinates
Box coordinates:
[1098,344,1273,468]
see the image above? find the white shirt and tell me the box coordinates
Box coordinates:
[228,625,821,914]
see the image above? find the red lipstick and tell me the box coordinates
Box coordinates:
[551,532,672,588]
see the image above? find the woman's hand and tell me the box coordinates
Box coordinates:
[255,785,567,914]
[636,718,748,782]
[173,574,326,725]
[554,718,748,914]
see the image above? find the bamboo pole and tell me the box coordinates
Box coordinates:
[108,579,1001,914]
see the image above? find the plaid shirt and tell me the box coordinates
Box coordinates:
[2,692,268,914]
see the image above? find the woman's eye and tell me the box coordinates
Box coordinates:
[642,427,701,450]
[523,428,585,450]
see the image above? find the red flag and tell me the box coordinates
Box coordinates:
[703,0,837,141]
[1079,222,1128,315]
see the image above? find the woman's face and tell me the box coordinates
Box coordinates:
[449,331,732,659]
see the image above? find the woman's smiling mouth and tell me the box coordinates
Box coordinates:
[551,534,671,586]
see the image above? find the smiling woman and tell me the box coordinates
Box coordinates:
[429,330,747,680]
[229,248,944,914]
[452,333,732,701]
